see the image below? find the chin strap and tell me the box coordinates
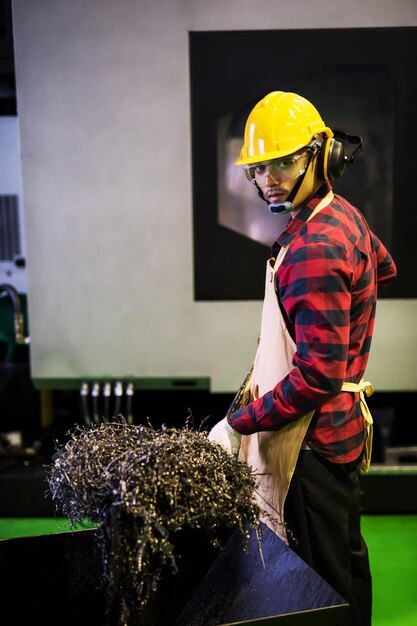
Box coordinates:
[254,181,295,214]
[256,147,318,215]
[254,180,295,214]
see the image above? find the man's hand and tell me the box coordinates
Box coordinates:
[207,417,242,456]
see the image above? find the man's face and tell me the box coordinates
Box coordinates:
[246,151,309,204]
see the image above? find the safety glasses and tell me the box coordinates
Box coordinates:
[244,151,310,182]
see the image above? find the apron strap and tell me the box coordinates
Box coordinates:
[341,379,374,472]
[273,190,334,270]
[341,379,374,426]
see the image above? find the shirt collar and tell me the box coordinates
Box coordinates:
[274,183,332,250]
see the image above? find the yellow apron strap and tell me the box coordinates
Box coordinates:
[341,379,374,472]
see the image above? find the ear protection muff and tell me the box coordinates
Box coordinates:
[318,131,363,182]
[318,137,346,181]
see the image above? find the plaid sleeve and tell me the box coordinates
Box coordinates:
[371,232,397,288]
[229,239,352,434]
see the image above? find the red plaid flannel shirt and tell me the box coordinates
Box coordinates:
[229,185,397,464]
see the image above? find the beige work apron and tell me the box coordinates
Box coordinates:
[238,193,374,543]
[238,241,313,543]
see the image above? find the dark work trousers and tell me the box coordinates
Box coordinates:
[283,450,372,626]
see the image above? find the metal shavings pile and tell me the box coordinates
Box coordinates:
[46,419,261,624]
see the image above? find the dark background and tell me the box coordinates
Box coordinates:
[190,27,417,300]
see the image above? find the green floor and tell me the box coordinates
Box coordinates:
[361,515,417,626]
[0,516,96,538]
[0,515,416,625]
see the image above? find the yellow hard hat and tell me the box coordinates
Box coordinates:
[236,91,334,166]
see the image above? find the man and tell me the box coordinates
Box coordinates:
[209,91,396,626]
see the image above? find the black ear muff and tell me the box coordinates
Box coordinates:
[318,137,346,182]
[318,131,363,182]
